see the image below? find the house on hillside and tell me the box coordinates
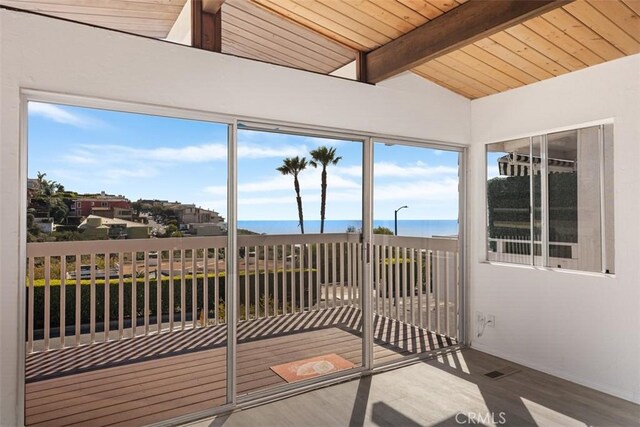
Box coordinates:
[78,215,151,240]
[70,191,133,221]
[166,203,225,225]
[162,202,226,234]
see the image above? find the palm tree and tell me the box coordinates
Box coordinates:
[309,146,342,233]
[34,171,65,220]
[276,156,308,234]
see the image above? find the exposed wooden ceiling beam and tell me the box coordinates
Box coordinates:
[203,0,225,14]
[365,0,572,84]
[192,0,222,52]
[356,51,367,83]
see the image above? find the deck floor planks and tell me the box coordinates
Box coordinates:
[25,307,456,426]
[26,328,356,414]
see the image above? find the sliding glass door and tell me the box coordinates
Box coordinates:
[234,125,366,398]
[371,140,463,367]
[23,94,467,424]
[25,100,230,425]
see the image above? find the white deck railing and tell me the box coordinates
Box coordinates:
[26,234,460,353]
[372,235,460,338]
[488,236,578,269]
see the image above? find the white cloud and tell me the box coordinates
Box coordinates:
[304,136,350,147]
[29,102,103,128]
[203,185,227,196]
[205,167,361,196]
[74,143,227,163]
[104,167,158,179]
[374,178,459,202]
[487,163,501,180]
[239,143,307,159]
[65,141,308,166]
[337,161,458,178]
[61,154,99,165]
[239,196,297,206]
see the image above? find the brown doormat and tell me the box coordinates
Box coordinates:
[271,353,355,383]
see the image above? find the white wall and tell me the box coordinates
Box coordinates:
[329,60,356,79]
[0,9,470,425]
[165,0,191,46]
[469,54,640,404]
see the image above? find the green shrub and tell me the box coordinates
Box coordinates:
[487,173,578,241]
[28,269,317,331]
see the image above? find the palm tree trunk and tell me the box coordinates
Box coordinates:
[320,168,327,233]
[294,176,304,234]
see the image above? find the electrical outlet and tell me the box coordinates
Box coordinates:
[487,314,495,328]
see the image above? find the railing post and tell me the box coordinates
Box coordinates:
[104,253,110,341]
[27,257,34,353]
[76,256,81,345]
[118,252,124,340]
[60,256,66,348]
[144,251,150,335]
[90,253,96,344]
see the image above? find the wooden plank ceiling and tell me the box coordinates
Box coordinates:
[248,0,640,98]
[221,0,354,74]
[249,0,467,52]
[0,0,354,74]
[2,0,638,98]
[413,0,640,98]
[0,0,187,39]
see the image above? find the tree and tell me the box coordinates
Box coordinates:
[164,224,178,237]
[32,171,67,221]
[276,156,308,234]
[151,205,179,225]
[131,200,143,216]
[373,226,394,235]
[309,146,342,233]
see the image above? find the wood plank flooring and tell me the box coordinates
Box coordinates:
[25,307,456,426]
[190,348,640,427]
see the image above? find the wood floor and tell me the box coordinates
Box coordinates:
[190,348,640,427]
[25,307,456,426]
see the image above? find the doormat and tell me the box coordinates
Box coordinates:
[271,353,355,383]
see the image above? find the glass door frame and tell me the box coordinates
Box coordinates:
[232,122,374,402]
[369,137,468,359]
[18,90,240,424]
[18,90,469,425]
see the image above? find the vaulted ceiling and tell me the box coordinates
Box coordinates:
[2,0,639,99]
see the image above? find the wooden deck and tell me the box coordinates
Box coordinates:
[25,307,456,426]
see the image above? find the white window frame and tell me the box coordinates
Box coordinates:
[484,121,615,276]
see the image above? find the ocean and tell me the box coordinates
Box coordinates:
[237,219,458,237]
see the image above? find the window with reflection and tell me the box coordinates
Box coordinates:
[486,124,614,274]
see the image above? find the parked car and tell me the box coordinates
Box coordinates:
[148,251,159,266]
[66,264,120,280]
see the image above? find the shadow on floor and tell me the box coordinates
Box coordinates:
[349,375,372,427]
[422,349,639,427]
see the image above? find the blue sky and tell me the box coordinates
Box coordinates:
[28,102,460,221]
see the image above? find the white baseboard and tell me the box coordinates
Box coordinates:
[470,342,640,405]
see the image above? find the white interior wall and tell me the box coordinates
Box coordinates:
[329,60,356,79]
[0,9,470,425]
[469,54,640,404]
[165,0,191,46]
